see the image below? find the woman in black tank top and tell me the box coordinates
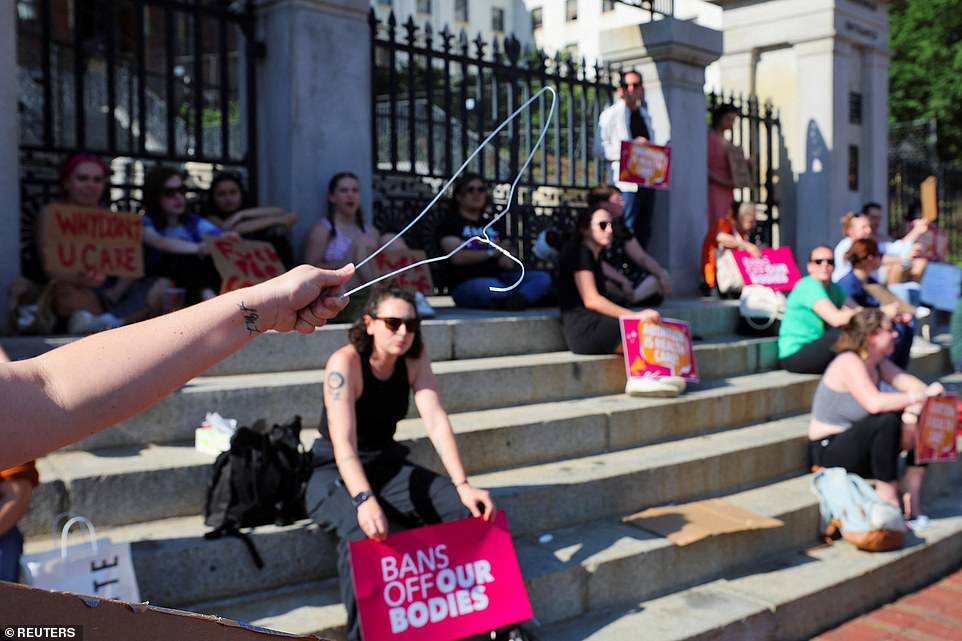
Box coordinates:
[306,286,496,641]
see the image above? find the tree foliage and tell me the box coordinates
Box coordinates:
[889,0,962,161]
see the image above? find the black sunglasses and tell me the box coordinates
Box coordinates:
[596,220,612,231]
[374,316,421,333]
[162,186,188,197]
[811,258,835,266]
[461,185,486,194]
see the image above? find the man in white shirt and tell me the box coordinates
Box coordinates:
[594,70,657,249]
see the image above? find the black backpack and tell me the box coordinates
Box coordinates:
[203,416,313,568]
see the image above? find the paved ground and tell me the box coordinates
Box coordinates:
[815,563,962,641]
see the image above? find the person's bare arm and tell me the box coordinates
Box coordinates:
[0,265,354,470]
[0,479,33,537]
[142,226,205,255]
[834,353,923,414]
[440,235,494,266]
[812,298,858,327]
[574,270,660,324]
[411,355,494,520]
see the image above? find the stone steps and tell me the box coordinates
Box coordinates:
[60,336,781,452]
[22,415,814,608]
[22,370,820,535]
[538,483,962,641]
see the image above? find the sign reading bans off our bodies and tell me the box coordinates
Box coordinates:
[350,513,532,641]
[620,317,698,381]
[43,204,144,277]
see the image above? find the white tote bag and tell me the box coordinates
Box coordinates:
[19,516,141,603]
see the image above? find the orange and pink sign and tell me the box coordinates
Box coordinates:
[619,140,671,189]
[619,317,698,381]
[916,395,960,464]
[350,513,532,641]
[730,247,801,292]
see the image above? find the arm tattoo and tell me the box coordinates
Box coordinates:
[239,302,260,335]
[327,371,346,401]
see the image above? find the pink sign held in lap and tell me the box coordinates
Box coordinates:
[350,512,532,641]
[731,247,801,291]
[620,318,699,381]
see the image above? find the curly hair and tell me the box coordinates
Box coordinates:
[834,308,888,356]
[347,286,424,359]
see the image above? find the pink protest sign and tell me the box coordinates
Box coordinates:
[350,512,532,641]
[730,247,801,291]
[916,395,960,464]
[619,317,698,381]
[619,140,671,189]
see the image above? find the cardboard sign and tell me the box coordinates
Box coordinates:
[371,249,435,294]
[920,261,962,312]
[921,176,938,222]
[619,317,698,381]
[730,247,802,292]
[726,143,752,189]
[917,228,948,262]
[350,513,532,641]
[916,395,960,464]
[619,140,671,189]
[206,236,286,293]
[43,204,144,277]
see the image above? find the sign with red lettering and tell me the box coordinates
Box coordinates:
[43,205,144,277]
[730,247,801,292]
[619,140,671,189]
[371,250,435,294]
[350,513,532,641]
[205,236,286,293]
[619,317,698,381]
[916,395,960,464]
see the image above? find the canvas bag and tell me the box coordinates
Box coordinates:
[810,467,906,552]
[739,284,786,330]
[715,249,743,296]
[19,516,141,602]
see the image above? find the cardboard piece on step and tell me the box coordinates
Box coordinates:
[0,581,326,641]
[622,498,784,546]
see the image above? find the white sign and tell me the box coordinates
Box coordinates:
[920,262,962,312]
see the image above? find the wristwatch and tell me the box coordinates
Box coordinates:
[352,490,372,510]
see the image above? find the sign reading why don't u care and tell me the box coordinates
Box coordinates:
[350,513,532,641]
[205,236,286,293]
[43,204,144,277]
[620,317,698,381]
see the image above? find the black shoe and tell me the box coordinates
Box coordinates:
[698,282,712,297]
[490,624,540,641]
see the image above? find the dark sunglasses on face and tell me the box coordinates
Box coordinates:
[162,186,188,197]
[375,316,421,333]
[596,220,612,231]
[810,258,835,266]
[461,185,486,195]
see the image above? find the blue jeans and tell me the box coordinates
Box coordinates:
[0,526,23,582]
[450,270,552,309]
[621,188,655,249]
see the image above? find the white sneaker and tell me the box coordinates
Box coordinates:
[915,306,931,319]
[624,376,686,397]
[415,291,435,318]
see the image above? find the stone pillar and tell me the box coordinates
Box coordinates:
[253,0,372,260]
[862,48,891,220]
[636,19,723,295]
[1,7,21,333]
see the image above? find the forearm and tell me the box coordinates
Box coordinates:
[332,442,374,497]
[232,214,292,235]
[148,236,201,255]
[586,295,633,318]
[601,262,631,287]
[425,418,469,485]
[1,287,266,466]
[449,249,494,266]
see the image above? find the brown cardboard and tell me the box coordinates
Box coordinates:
[43,205,144,278]
[726,143,752,189]
[622,498,783,546]
[863,283,916,315]
[921,176,938,221]
[206,236,286,293]
[370,249,435,294]
[0,581,326,640]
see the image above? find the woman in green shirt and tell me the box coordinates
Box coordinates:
[778,245,860,373]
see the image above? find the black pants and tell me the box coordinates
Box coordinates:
[306,459,470,641]
[631,187,655,250]
[780,327,843,374]
[809,412,902,482]
[561,309,621,354]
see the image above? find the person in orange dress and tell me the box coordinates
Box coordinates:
[700,201,761,292]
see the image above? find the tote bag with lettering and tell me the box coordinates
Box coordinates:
[19,516,140,603]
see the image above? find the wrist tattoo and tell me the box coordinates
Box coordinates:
[327,371,345,401]
[239,302,260,335]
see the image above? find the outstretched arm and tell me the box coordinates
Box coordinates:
[0,264,354,469]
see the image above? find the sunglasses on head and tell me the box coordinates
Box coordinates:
[374,316,421,333]
[811,258,835,266]
[461,185,486,195]
[162,186,187,197]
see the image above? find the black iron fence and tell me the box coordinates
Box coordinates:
[16,0,259,278]
[706,90,782,247]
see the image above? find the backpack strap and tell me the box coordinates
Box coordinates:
[204,526,265,570]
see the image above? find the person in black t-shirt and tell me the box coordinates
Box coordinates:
[558,206,661,354]
[435,173,552,310]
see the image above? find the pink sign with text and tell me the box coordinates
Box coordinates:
[350,512,532,641]
[619,317,699,381]
[731,247,801,291]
